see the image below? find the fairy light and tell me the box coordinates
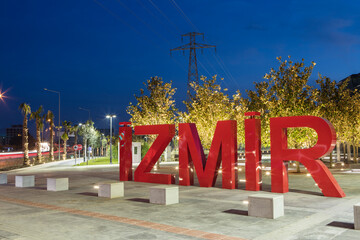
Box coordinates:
[306,173,311,177]
[265,171,270,176]
[94,185,99,189]
[218,169,222,174]
[239,179,246,182]
[242,200,249,205]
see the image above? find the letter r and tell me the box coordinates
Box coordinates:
[270,116,345,198]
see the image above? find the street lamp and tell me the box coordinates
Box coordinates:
[44,88,61,162]
[106,115,116,164]
[79,107,91,120]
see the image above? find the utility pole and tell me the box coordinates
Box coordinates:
[171,32,216,99]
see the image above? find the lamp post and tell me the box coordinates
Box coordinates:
[106,115,116,164]
[44,88,61,162]
[79,107,91,120]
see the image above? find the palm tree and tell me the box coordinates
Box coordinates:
[19,103,31,166]
[45,110,55,161]
[61,120,72,160]
[30,106,44,164]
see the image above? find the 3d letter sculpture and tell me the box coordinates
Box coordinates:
[119,122,132,181]
[178,120,238,189]
[134,124,176,184]
[245,112,262,191]
[270,116,346,198]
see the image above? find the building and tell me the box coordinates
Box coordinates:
[6,124,22,146]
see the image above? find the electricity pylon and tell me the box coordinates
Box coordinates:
[171,32,216,99]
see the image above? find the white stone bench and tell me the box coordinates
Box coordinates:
[0,173,7,184]
[150,185,179,205]
[248,194,284,219]
[47,178,69,191]
[98,182,124,199]
[15,175,35,188]
[355,203,360,230]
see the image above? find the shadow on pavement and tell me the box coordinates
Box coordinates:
[223,209,248,216]
[327,221,354,229]
[78,192,98,197]
[127,198,150,203]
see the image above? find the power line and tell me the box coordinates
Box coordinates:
[169,0,198,32]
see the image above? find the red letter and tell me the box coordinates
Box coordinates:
[179,120,238,189]
[119,122,132,181]
[245,112,262,191]
[134,124,175,184]
[270,116,345,198]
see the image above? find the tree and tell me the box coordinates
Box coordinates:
[45,110,55,161]
[30,106,44,164]
[247,57,318,172]
[61,120,72,160]
[78,120,97,162]
[19,103,31,166]
[182,75,245,149]
[127,76,178,128]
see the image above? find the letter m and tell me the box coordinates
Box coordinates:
[179,120,238,189]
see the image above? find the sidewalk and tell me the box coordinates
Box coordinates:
[0,160,360,239]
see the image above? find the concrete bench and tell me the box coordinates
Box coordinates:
[248,194,284,219]
[0,173,7,184]
[355,203,360,230]
[15,175,35,188]
[150,185,179,205]
[47,178,69,191]
[98,182,124,199]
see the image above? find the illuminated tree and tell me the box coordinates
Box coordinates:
[127,76,178,127]
[45,110,55,161]
[61,120,72,160]
[78,120,97,162]
[19,103,31,166]
[248,57,318,172]
[30,106,44,164]
[182,75,246,149]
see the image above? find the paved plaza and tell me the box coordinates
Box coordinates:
[0,160,360,240]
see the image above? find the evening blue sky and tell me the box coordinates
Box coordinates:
[1,0,360,133]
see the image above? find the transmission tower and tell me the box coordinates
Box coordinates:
[171,32,216,98]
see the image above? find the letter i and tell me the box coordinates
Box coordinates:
[244,112,262,191]
[119,122,133,181]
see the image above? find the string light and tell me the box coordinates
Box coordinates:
[306,173,311,177]
[94,185,99,189]
[265,171,270,176]
[242,200,249,205]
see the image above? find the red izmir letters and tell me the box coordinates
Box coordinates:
[178,120,238,189]
[118,114,346,198]
[270,116,345,198]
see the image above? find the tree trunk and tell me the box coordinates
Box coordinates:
[63,140,67,160]
[83,139,87,162]
[355,143,358,164]
[342,142,346,163]
[347,142,351,163]
[336,141,340,163]
[101,146,103,157]
[329,152,333,168]
[23,116,30,166]
[296,161,300,173]
[36,121,42,164]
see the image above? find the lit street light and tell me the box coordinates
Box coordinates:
[44,88,61,162]
[106,115,116,164]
